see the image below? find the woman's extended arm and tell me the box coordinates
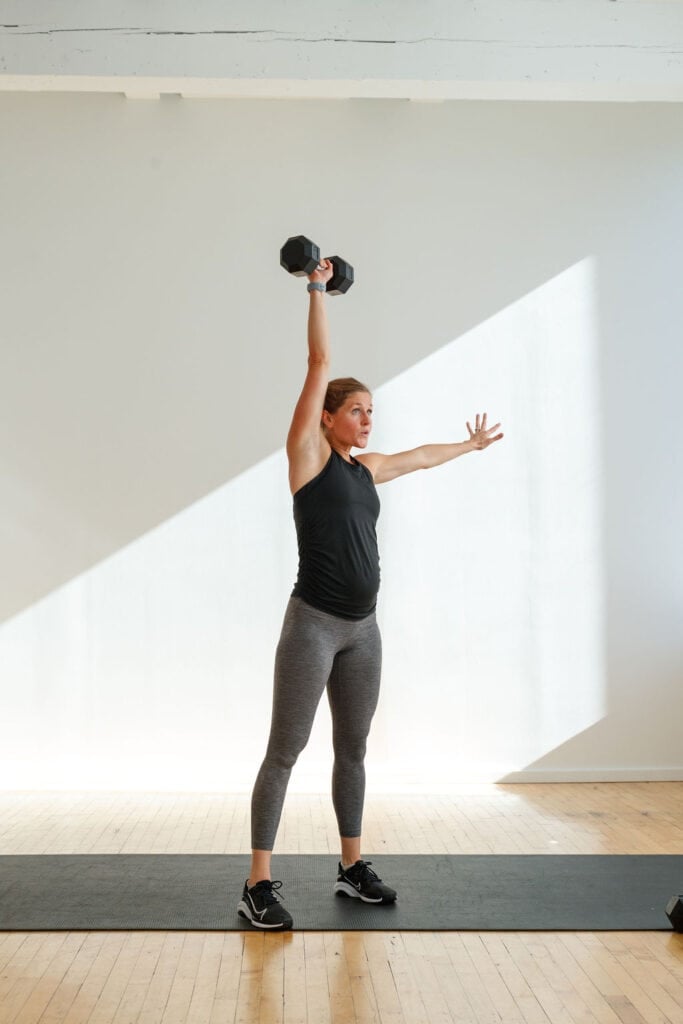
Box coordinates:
[286,260,334,451]
[286,260,335,464]
[356,412,503,484]
[307,286,330,365]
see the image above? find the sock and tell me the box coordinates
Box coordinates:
[341,859,359,870]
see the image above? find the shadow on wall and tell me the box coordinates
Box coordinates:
[3,97,682,787]
[0,257,617,790]
[0,96,631,627]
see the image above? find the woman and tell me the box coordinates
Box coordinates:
[237,258,503,930]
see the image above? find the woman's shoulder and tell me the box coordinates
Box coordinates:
[352,452,381,482]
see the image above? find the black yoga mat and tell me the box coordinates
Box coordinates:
[0,854,680,931]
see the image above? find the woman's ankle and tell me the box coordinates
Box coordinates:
[249,848,272,887]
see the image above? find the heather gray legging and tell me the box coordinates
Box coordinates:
[250,595,382,850]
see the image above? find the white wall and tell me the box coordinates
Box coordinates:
[1,94,682,790]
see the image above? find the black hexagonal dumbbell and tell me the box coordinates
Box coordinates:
[279,234,354,295]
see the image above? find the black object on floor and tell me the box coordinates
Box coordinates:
[0,854,680,931]
[666,894,683,932]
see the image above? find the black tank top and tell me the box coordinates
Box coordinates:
[291,448,381,619]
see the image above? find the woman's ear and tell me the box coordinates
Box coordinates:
[321,410,333,431]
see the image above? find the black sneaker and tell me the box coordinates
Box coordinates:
[334,859,397,904]
[237,878,293,930]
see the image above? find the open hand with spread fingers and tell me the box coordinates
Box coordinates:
[466,412,504,451]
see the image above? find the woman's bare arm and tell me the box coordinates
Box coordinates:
[286,265,336,495]
[286,260,334,457]
[356,413,503,483]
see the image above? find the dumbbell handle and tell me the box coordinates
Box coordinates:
[280,236,353,294]
[308,257,333,285]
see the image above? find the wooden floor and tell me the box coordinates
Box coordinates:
[1,782,682,1023]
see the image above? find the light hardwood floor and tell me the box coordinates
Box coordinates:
[1,783,682,1024]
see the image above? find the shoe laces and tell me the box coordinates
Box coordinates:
[251,879,284,905]
[349,859,382,883]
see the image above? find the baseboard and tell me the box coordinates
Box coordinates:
[498,767,683,784]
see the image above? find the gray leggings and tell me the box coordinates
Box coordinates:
[250,595,382,850]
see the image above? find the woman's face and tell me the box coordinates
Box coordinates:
[325,391,373,448]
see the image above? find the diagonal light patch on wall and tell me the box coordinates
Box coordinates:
[0,258,606,791]
[0,450,299,791]
[369,255,606,789]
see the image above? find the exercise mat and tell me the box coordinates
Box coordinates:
[0,854,680,931]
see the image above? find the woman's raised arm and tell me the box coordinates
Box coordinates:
[286,259,334,455]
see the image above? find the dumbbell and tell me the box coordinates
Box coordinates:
[666,895,683,932]
[280,235,354,295]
